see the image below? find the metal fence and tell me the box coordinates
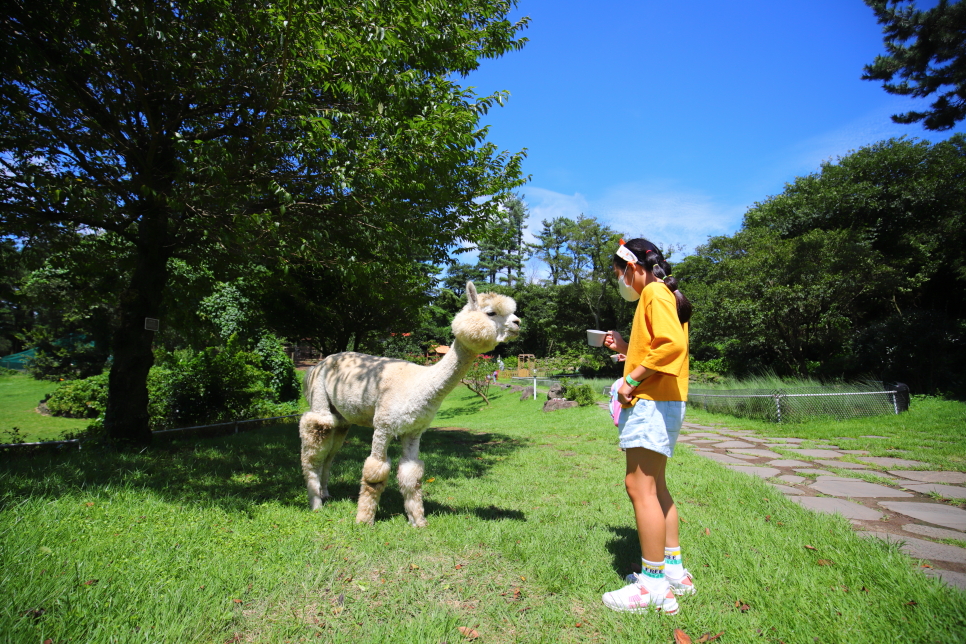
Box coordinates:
[687,383,909,423]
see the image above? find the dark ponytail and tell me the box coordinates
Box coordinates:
[614,238,693,324]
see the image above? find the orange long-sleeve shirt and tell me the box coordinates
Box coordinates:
[623,281,689,402]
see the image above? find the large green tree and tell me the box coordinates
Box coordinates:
[679,136,966,392]
[1,0,527,446]
[863,0,966,130]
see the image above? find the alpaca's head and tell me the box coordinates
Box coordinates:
[451,281,521,354]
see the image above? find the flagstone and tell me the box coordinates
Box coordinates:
[839,450,871,456]
[923,568,966,591]
[902,524,965,540]
[901,483,966,499]
[858,532,966,564]
[859,457,929,468]
[889,471,966,484]
[794,468,831,475]
[861,435,890,439]
[695,452,753,465]
[767,459,811,468]
[813,459,869,469]
[725,453,760,460]
[768,483,804,495]
[760,437,804,443]
[726,465,782,479]
[809,479,913,498]
[712,440,756,448]
[783,449,845,458]
[727,448,784,459]
[878,502,966,531]
[789,496,883,520]
[776,474,807,485]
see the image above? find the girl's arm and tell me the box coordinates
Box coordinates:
[617,365,655,404]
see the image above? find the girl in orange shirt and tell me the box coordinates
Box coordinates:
[601,238,695,615]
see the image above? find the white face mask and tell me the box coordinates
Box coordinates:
[617,265,641,302]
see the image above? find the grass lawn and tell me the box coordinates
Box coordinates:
[0,373,90,443]
[2,386,964,643]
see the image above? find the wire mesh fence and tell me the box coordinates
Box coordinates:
[687,382,909,423]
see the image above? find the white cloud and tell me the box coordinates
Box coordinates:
[521,182,743,260]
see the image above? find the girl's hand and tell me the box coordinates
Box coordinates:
[617,380,636,406]
[604,331,628,353]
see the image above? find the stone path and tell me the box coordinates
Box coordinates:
[680,422,966,591]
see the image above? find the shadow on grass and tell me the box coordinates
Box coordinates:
[603,525,643,576]
[0,422,529,521]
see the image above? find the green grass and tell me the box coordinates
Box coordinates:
[0,373,90,443]
[1,387,964,643]
[685,396,966,473]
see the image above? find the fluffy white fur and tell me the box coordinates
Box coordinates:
[299,282,520,527]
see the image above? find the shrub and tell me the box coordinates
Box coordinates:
[253,333,301,402]
[45,338,302,432]
[562,381,598,407]
[46,372,109,418]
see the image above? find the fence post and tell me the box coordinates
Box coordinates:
[533,377,537,400]
[773,390,783,423]
[890,391,898,415]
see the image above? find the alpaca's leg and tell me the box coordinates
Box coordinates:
[356,433,391,525]
[398,433,427,528]
[300,411,343,510]
[318,425,349,499]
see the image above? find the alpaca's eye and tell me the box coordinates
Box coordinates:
[487,311,496,316]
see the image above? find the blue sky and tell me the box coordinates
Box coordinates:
[462,0,964,272]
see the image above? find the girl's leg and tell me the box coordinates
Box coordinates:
[603,446,679,613]
[624,447,668,563]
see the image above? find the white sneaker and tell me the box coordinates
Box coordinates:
[602,578,679,614]
[625,569,697,596]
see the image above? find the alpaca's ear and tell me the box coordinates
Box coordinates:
[466,281,479,310]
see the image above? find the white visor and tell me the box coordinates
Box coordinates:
[616,244,638,264]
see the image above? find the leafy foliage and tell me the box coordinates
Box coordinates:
[462,356,497,404]
[0,0,528,446]
[45,373,109,419]
[561,381,598,407]
[863,0,966,130]
[45,337,301,431]
[678,136,966,394]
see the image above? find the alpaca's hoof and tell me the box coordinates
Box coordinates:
[407,516,428,528]
[309,494,332,511]
[355,514,375,526]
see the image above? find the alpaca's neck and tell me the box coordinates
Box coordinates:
[422,339,480,401]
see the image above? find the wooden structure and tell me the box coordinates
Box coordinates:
[517,354,536,377]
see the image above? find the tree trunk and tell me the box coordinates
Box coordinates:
[104,238,170,448]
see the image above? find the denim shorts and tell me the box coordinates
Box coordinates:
[617,399,686,457]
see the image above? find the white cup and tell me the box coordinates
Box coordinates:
[586,329,607,347]
[610,354,621,363]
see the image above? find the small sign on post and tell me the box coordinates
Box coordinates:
[144,318,160,332]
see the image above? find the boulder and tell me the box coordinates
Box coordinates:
[547,383,566,400]
[543,399,578,413]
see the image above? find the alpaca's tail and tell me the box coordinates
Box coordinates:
[303,361,324,408]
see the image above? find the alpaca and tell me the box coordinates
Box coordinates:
[299,282,520,527]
